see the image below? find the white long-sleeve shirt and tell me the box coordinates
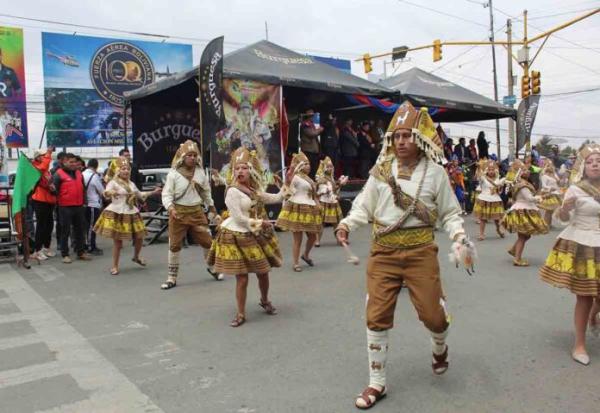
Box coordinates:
[317,180,338,203]
[287,175,316,206]
[221,187,284,233]
[162,168,214,210]
[339,157,465,240]
[540,174,560,194]
[477,176,504,203]
[509,183,539,211]
[104,180,148,214]
[556,185,600,247]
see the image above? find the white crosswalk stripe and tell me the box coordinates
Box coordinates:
[0,264,164,412]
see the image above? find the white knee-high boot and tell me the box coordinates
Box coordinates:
[367,328,389,388]
[431,328,449,356]
[168,250,179,280]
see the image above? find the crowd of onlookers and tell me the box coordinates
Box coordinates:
[26,147,141,263]
[298,110,387,179]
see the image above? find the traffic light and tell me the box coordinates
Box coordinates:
[363,53,373,73]
[521,74,531,98]
[433,39,442,62]
[531,70,541,95]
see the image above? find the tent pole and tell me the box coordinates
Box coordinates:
[38,123,47,149]
[123,102,129,151]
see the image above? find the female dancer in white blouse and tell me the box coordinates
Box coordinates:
[540,144,600,365]
[315,156,348,247]
[208,147,289,327]
[276,152,323,272]
[539,159,563,227]
[473,159,505,240]
[94,157,161,275]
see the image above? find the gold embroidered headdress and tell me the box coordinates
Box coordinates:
[316,156,334,182]
[290,151,310,175]
[377,101,445,165]
[228,146,264,190]
[171,140,201,169]
[571,143,600,183]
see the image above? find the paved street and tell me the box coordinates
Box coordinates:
[1,220,599,413]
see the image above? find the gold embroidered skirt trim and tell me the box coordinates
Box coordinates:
[276,201,323,233]
[538,194,562,211]
[207,227,282,275]
[321,201,343,224]
[373,225,434,249]
[94,210,146,240]
[540,238,600,296]
[501,209,549,235]
[473,199,505,220]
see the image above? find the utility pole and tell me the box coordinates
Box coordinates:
[522,10,530,155]
[488,0,501,159]
[265,21,269,41]
[506,19,515,159]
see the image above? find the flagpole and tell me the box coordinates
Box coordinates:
[198,64,204,168]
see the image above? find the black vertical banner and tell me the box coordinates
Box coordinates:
[199,36,226,164]
[516,95,541,153]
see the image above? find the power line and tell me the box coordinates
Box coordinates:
[396,0,488,28]
[456,121,600,139]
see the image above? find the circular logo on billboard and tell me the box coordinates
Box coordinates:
[90,41,155,107]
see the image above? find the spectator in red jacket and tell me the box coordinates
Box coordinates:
[52,153,92,263]
[31,147,57,261]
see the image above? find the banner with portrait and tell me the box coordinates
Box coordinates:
[211,79,283,183]
[0,26,28,148]
[41,32,192,147]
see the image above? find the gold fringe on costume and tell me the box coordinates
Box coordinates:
[207,227,282,274]
[501,209,549,235]
[94,210,147,240]
[321,201,343,224]
[276,201,323,233]
[538,193,562,211]
[540,238,600,296]
[473,199,505,221]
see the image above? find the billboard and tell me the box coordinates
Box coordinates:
[310,55,351,74]
[41,32,192,147]
[212,79,283,183]
[0,26,28,148]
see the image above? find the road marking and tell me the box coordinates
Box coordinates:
[31,264,65,282]
[0,333,41,351]
[0,264,164,412]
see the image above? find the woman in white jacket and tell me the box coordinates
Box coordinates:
[538,159,563,227]
[315,156,348,246]
[208,147,289,327]
[540,144,600,365]
[473,159,505,240]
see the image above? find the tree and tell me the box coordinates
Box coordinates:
[560,146,576,157]
[535,135,553,156]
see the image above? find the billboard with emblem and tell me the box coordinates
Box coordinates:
[41,32,192,147]
[0,26,28,148]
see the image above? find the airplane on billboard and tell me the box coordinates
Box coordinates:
[155,66,174,79]
[46,51,80,67]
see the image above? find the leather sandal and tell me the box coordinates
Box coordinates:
[293,264,302,272]
[301,255,314,267]
[513,258,529,267]
[259,300,278,315]
[110,268,119,276]
[432,345,449,375]
[132,257,147,267]
[355,386,386,410]
[230,314,246,327]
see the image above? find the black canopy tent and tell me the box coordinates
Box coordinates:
[124,40,393,169]
[380,67,515,122]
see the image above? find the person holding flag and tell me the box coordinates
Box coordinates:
[12,153,41,265]
[335,102,474,410]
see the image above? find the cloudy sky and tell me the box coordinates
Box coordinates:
[3,0,599,157]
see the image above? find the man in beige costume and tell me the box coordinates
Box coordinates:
[161,140,220,290]
[336,102,475,409]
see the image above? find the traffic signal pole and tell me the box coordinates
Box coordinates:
[488,0,501,159]
[506,19,515,159]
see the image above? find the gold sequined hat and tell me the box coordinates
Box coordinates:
[571,143,600,183]
[228,146,265,190]
[171,139,201,168]
[378,101,445,164]
[316,156,334,179]
[115,156,130,169]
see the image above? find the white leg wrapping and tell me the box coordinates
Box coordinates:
[430,327,449,356]
[367,328,389,388]
[168,250,180,278]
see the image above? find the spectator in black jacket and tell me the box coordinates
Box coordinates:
[358,121,377,179]
[476,131,489,159]
[339,119,359,178]
[321,114,339,172]
[453,137,468,164]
